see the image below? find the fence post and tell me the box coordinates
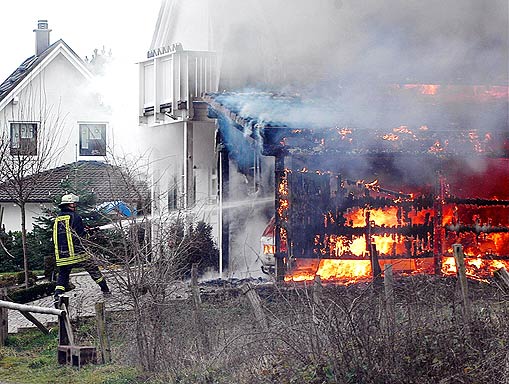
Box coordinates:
[58,296,74,346]
[370,244,383,287]
[384,264,395,338]
[241,283,268,333]
[0,289,8,346]
[313,275,323,307]
[95,302,111,364]
[191,263,210,352]
[453,244,471,325]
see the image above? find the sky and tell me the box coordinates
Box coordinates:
[0,1,161,81]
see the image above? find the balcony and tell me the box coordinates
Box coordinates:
[139,47,218,125]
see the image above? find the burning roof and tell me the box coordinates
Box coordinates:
[205,87,509,159]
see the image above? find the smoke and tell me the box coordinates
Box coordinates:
[208,0,508,90]
[205,0,508,170]
[222,159,274,278]
[156,0,508,271]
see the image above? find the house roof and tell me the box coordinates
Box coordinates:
[0,40,61,103]
[0,39,91,107]
[205,90,509,158]
[0,161,149,204]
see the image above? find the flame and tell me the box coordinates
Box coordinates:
[285,258,435,284]
[324,235,367,257]
[277,159,509,285]
[277,171,289,223]
[383,133,399,141]
[395,84,509,101]
[403,84,440,95]
[318,259,372,280]
[344,207,400,227]
[441,256,509,280]
[393,125,413,135]
[429,140,445,153]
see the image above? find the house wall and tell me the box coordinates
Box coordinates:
[0,47,113,232]
[139,44,220,241]
[1,202,49,233]
[0,51,111,168]
[146,118,218,216]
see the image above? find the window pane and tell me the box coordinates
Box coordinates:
[79,123,106,156]
[81,128,89,149]
[11,128,20,148]
[89,126,102,140]
[20,124,34,139]
[10,122,37,155]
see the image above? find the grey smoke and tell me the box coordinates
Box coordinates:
[208,0,508,90]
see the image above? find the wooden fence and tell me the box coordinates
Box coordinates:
[0,295,97,367]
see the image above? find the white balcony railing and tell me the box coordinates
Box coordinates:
[139,47,218,122]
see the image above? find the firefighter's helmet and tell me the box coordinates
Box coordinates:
[59,193,80,206]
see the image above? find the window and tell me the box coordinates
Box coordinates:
[79,123,106,156]
[10,122,38,155]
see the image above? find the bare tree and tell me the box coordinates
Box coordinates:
[0,97,67,288]
[83,154,219,372]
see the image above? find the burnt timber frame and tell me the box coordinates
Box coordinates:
[205,91,509,280]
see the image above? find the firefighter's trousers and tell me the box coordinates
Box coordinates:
[54,258,109,295]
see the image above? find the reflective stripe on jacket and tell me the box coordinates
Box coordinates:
[53,211,88,266]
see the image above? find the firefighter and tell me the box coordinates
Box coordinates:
[53,193,110,306]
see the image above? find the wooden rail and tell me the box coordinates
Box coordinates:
[0,300,64,316]
[0,299,65,345]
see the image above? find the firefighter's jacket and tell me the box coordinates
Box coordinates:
[53,209,88,266]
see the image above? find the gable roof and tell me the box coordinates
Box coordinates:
[0,39,92,109]
[0,161,149,204]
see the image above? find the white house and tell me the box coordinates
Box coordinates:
[0,20,112,231]
[139,0,277,277]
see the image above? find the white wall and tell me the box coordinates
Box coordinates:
[1,202,50,232]
[0,51,111,168]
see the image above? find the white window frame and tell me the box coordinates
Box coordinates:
[10,121,38,155]
[79,123,107,156]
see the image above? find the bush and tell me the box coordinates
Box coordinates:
[15,271,37,286]
[0,229,50,274]
[8,281,56,304]
[0,273,18,288]
[170,220,219,278]
[43,254,56,281]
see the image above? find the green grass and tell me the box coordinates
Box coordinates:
[0,327,147,384]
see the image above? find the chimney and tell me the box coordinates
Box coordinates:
[33,20,52,56]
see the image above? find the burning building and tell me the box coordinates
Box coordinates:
[205,85,509,283]
[140,0,508,280]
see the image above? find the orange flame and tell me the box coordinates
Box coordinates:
[403,84,440,95]
[383,133,399,141]
[441,256,509,280]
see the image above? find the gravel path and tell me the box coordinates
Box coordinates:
[7,271,123,334]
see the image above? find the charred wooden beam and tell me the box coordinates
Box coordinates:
[445,224,509,234]
[446,197,509,206]
[275,154,286,282]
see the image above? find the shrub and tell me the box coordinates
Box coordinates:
[8,281,56,304]
[15,271,36,286]
[0,273,18,288]
[170,220,219,278]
